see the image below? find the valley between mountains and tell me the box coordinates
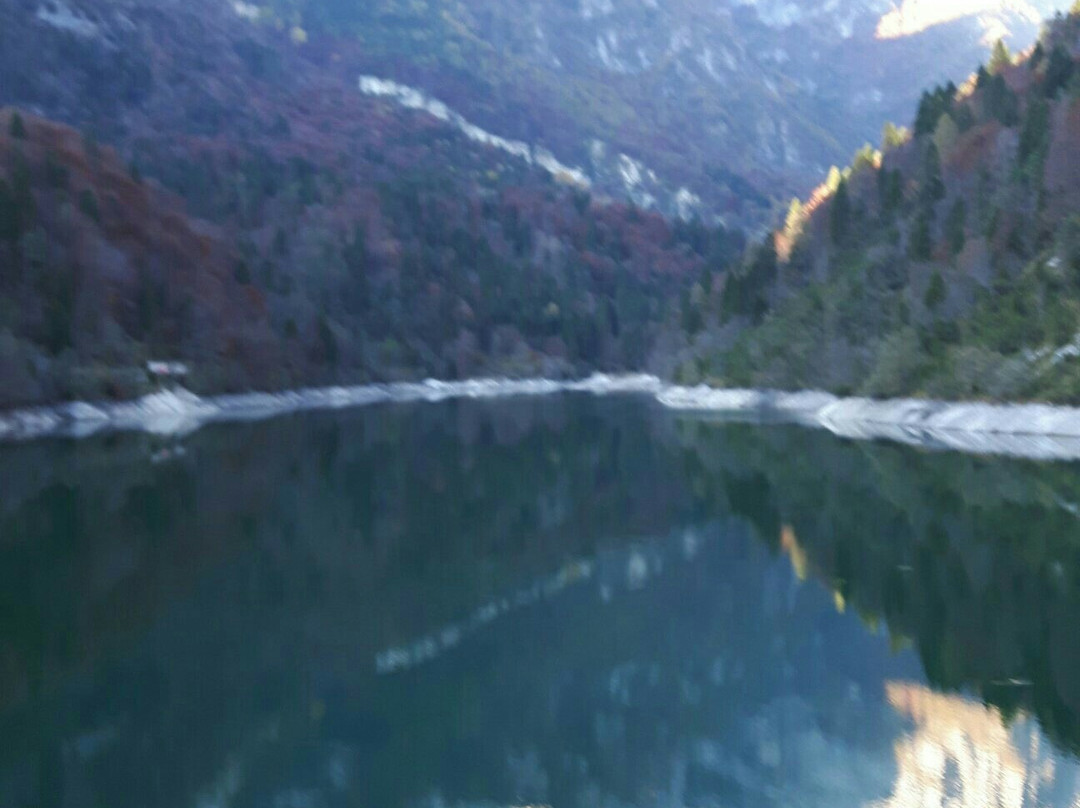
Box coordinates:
[1,0,1079,408]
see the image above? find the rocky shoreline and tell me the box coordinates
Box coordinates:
[0,375,663,443]
[658,387,1080,461]
[8,377,1080,462]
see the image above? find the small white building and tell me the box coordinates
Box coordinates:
[146,360,190,382]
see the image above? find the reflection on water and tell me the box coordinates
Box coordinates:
[3,395,1080,806]
[874,683,1067,808]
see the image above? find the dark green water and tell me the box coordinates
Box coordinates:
[3,394,1080,807]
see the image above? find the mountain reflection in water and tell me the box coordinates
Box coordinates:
[3,395,1080,807]
[874,683,1063,808]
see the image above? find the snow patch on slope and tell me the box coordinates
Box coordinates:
[359,76,709,220]
[581,0,615,20]
[875,0,1043,40]
[675,188,704,220]
[616,153,660,209]
[35,2,99,37]
[595,31,633,72]
[231,1,261,20]
[737,0,808,28]
[358,76,591,188]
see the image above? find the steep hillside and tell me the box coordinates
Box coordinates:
[680,7,1080,402]
[0,111,272,406]
[0,104,737,409]
[3,0,1077,410]
[231,0,1070,225]
[0,0,755,410]
[2,0,1071,230]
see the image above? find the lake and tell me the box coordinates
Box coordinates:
[2,392,1080,807]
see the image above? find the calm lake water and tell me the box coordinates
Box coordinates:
[3,393,1080,807]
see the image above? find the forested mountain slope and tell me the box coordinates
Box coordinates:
[3,0,1078,409]
[0,0,742,408]
[0,102,736,408]
[247,0,1070,225]
[3,0,1071,229]
[681,8,1080,403]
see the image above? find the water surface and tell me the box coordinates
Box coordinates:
[3,394,1080,807]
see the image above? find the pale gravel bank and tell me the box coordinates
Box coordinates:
[658,387,1080,462]
[6,375,1080,462]
[0,374,664,443]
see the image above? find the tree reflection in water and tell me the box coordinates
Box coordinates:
[2,398,1080,807]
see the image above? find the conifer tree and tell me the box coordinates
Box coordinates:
[0,180,18,244]
[914,90,938,135]
[946,199,967,255]
[1044,46,1075,98]
[910,212,933,261]
[878,169,903,217]
[920,143,945,206]
[9,112,26,139]
[983,74,1019,125]
[925,271,946,310]
[1031,42,1046,69]
[989,39,1012,74]
[1018,97,1050,172]
[830,178,852,246]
